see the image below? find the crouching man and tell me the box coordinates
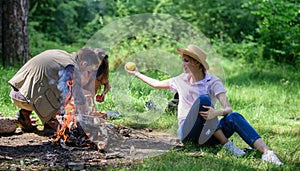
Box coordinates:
[9,48,100,132]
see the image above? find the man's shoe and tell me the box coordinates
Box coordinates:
[15,110,37,132]
[42,118,58,135]
[261,150,283,165]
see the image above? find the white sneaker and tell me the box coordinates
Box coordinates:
[224,141,245,157]
[261,150,283,165]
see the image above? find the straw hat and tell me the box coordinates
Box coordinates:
[177,45,209,70]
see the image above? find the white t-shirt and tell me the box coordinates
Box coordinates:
[169,72,226,124]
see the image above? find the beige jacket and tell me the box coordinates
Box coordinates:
[9,49,84,123]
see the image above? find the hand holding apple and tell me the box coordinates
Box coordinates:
[125,62,136,71]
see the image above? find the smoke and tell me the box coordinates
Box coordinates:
[57,65,75,113]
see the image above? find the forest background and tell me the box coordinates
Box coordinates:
[1,0,299,67]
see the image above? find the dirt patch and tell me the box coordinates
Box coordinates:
[0,125,179,170]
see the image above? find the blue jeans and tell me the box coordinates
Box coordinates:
[180,94,212,143]
[180,95,261,147]
[213,112,261,147]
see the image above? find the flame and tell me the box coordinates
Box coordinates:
[53,76,107,149]
[54,80,77,143]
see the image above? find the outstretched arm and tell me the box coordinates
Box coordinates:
[125,66,170,89]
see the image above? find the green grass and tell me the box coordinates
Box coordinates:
[0,66,20,116]
[1,59,299,170]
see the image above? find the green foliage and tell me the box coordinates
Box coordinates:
[25,0,300,67]
[247,0,300,65]
[212,37,265,68]
[28,20,79,56]
[191,0,259,42]
[29,0,105,49]
[101,0,259,42]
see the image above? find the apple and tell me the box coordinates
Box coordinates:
[96,94,104,102]
[125,62,136,71]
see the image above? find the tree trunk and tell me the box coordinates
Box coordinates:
[0,0,2,64]
[2,0,30,66]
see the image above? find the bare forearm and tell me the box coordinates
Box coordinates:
[216,92,233,116]
[216,107,232,116]
[102,83,110,95]
[135,72,169,89]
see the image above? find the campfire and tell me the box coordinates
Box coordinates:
[53,75,107,150]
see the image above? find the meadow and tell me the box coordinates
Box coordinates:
[1,57,299,170]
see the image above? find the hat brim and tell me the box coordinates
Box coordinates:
[177,48,209,70]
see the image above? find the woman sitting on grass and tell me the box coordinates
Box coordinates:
[124,44,282,165]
